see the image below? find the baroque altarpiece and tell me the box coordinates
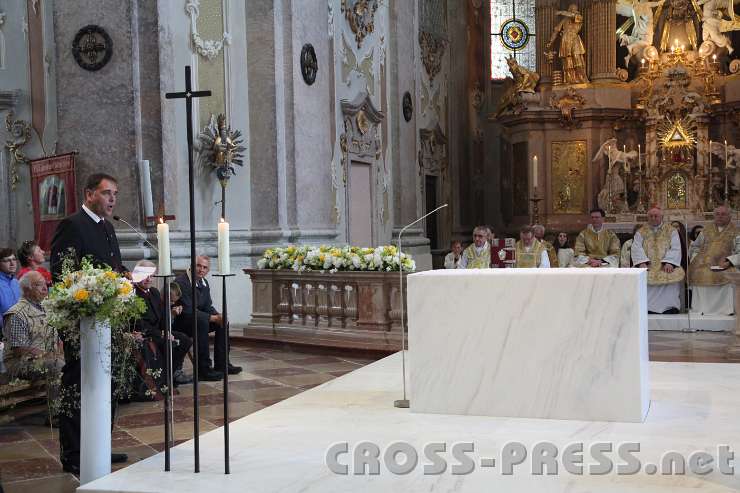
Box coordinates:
[490,0,740,231]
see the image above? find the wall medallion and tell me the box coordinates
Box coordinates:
[300,43,318,85]
[72,25,113,71]
[402,92,413,122]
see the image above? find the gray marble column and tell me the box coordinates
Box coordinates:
[590,0,617,82]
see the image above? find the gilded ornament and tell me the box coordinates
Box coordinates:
[418,31,446,82]
[341,0,379,48]
[197,114,247,187]
[549,87,585,128]
[4,112,31,190]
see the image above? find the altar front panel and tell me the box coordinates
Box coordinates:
[408,269,650,422]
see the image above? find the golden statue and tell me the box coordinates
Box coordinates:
[495,56,540,117]
[546,4,589,84]
[655,0,701,51]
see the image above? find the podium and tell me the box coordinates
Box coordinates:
[408,269,650,422]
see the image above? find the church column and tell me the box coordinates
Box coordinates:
[589,0,617,82]
[536,0,558,86]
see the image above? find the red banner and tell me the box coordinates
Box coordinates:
[29,153,78,251]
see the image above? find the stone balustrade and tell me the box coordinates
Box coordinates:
[243,269,407,351]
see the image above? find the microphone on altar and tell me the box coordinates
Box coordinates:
[394,203,448,409]
[113,215,159,253]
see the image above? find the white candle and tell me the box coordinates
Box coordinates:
[638,144,641,172]
[532,155,538,189]
[709,139,712,173]
[157,219,171,276]
[218,218,230,275]
[726,140,729,168]
[139,160,154,220]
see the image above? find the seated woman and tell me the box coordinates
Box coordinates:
[553,232,574,268]
[16,240,52,286]
[132,261,192,400]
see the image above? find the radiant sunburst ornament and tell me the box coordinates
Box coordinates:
[657,117,696,150]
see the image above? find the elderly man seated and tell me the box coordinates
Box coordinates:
[2,271,61,392]
[533,224,559,267]
[515,225,550,268]
[458,226,492,269]
[632,207,685,314]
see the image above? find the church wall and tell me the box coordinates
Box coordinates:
[0,0,58,246]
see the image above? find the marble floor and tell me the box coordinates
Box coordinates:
[0,330,737,493]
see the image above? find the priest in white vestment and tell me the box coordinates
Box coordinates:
[689,205,740,315]
[514,225,550,268]
[632,207,685,314]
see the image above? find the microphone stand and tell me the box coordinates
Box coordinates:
[394,203,448,409]
[113,216,159,253]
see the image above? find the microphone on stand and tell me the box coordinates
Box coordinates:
[113,215,159,253]
[394,203,448,409]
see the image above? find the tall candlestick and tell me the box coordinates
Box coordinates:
[623,145,628,173]
[157,219,171,276]
[638,144,641,172]
[532,155,538,189]
[139,159,154,220]
[726,140,729,168]
[218,218,230,275]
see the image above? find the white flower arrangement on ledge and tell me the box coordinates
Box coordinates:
[256,245,415,273]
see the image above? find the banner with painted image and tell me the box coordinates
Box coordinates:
[30,152,78,251]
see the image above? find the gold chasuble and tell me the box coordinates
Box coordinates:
[688,224,738,286]
[462,243,491,269]
[543,240,559,267]
[515,240,546,268]
[637,224,685,285]
[574,227,620,264]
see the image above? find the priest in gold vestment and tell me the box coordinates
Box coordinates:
[458,226,491,269]
[515,226,550,268]
[632,207,685,313]
[688,206,740,315]
[574,208,621,267]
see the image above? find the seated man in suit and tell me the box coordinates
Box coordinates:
[174,255,242,381]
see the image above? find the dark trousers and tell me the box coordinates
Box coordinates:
[155,330,192,372]
[174,316,225,371]
[58,358,117,468]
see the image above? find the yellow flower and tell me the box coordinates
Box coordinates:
[296,255,305,263]
[118,283,133,296]
[73,289,90,302]
[319,254,326,263]
[104,271,118,280]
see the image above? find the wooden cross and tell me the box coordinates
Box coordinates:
[165,66,210,474]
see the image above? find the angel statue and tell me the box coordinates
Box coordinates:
[545,4,588,84]
[697,0,736,54]
[593,138,638,212]
[197,114,247,187]
[616,0,666,67]
[592,138,638,170]
[710,140,740,168]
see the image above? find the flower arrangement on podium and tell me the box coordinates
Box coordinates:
[43,256,145,484]
[256,245,416,273]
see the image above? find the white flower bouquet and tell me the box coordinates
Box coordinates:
[256,245,415,273]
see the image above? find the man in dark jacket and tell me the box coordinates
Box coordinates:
[174,254,241,381]
[49,173,128,474]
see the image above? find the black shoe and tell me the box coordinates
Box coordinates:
[173,369,193,385]
[216,363,243,375]
[198,368,223,381]
[62,462,80,476]
[662,307,680,314]
[111,452,128,464]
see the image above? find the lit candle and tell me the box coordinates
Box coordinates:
[709,139,712,173]
[726,140,730,168]
[638,144,641,172]
[713,54,717,63]
[607,145,612,172]
[157,218,171,276]
[532,155,538,189]
[218,217,230,275]
[641,58,645,69]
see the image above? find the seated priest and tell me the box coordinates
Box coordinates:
[458,226,491,269]
[515,225,550,268]
[631,207,685,314]
[444,240,463,269]
[574,208,620,267]
[688,205,739,316]
[2,271,61,396]
[533,224,559,267]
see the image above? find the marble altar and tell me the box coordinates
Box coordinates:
[408,269,650,422]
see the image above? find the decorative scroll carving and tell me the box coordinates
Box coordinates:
[4,112,31,190]
[549,87,586,128]
[341,33,374,93]
[418,124,448,197]
[185,0,231,61]
[341,0,379,48]
[418,31,446,82]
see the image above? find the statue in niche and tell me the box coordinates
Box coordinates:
[697,0,736,54]
[545,4,589,84]
[655,0,701,51]
[616,0,666,67]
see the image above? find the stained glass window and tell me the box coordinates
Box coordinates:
[490,0,536,80]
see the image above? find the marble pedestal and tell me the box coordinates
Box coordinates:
[408,269,650,422]
[721,272,740,361]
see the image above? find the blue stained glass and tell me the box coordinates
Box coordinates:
[490,0,536,80]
